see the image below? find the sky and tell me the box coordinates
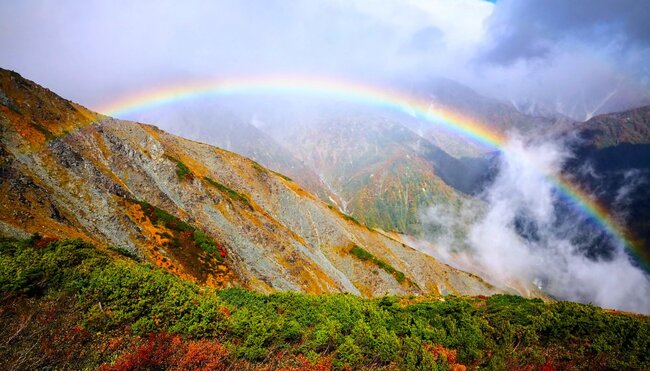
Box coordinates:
[0,0,649,119]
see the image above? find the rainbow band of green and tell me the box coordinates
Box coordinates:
[96,75,649,272]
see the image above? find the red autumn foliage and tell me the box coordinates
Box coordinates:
[424,343,466,370]
[425,343,456,364]
[34,236,59,249]
[70,325,90,337]
[106,335,126,353]
[174,339,228,370]
[219,307,231,317]
[100,333,230,371]
[541,358,556,371]
[99,333,182,371]
[273,354,333,371]
[216,243,227,258]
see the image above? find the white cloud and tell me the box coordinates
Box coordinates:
[421,137,650,314]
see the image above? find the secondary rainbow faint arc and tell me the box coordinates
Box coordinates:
[96,75,649,271]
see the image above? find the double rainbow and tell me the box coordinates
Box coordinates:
[96,75,649,271]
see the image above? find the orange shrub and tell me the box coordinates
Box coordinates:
[100,333,183,371]
[424,343,466,370]
[174,339,228,370]
[100,333,230,371]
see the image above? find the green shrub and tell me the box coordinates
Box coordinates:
[0,238,649,370]
[137,200,223,260]
[0,238,106,296]
[349,245,407,285]
[203,176,252,209]
[334,336,362,369]
[282,319,303,342]
[308,318,343,352]
[351,319,376,356]
[192,230,223,260]
[375,327,399,363]
[165,155,192,180]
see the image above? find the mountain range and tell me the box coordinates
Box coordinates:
[0,68,503,297]
[118,74,650,267]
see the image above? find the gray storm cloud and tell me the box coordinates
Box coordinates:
[481,0,650,64]
[471,0,650,119]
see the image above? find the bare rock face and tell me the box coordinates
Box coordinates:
[0,68,502,297]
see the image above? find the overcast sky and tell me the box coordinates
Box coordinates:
[1,0,649,119]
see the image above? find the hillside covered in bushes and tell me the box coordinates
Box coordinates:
[0,237,648,370]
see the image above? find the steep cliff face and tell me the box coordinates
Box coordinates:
[0,68,502,297]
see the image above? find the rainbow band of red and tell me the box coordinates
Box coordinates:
[96,75,649,272]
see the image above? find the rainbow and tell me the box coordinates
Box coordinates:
[96,75,649,271]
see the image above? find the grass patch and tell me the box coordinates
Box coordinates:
[251,161,265,173]
[203,176,252,209]
[350,245,406,284]
[137,200,223,261]
[251,161,293,182]
[270,169,293,182]
[337,210,375,231]
[165,154,192,181]
[138,201,193,232]
[31,121,55,140]
[342,213,361,225]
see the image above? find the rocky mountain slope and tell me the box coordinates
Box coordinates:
[571,105,650,149]
[128,104,342,205]
[564,105,650,252]
[0,68,502,298]
[127,79,563,240]
[263,111,493,235]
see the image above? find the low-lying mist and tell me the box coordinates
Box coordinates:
[421,136,650,314]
